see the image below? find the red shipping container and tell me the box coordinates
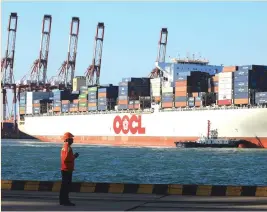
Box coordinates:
[218,99,232,105]
[62,100,70,104]
[162,102,173,108]
[175,81,187,87]
[175,102,187,107]
[154,96,161,102]
[195,102,202,107]
[118,100,128,105]
[175,86,187,92]
[98,92,106,98]
[175,91,187,96]
[134,104,140,109]
[222,66,237,73]
[73,99,79,104]
[128,105,134,109]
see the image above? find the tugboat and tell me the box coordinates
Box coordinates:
[175,120,243,148]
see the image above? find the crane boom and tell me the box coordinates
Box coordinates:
[85,22,105,86]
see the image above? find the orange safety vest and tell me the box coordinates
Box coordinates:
[61,142,75,171]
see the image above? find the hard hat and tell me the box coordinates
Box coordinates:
[63,132,74,140]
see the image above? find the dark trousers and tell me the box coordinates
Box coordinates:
[59,170,73,204]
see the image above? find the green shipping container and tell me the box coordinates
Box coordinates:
[88,87,98,92]
[79,102,87,107]
[79,94,88,99]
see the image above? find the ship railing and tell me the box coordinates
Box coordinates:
[22,104,266,118]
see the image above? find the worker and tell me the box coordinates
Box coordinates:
[59,132,79,206]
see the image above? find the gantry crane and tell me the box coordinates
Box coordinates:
[85,22,105,86]
[49,17,80,89]
[1,13,18,127]
[30,15,52,86]
[148,28,168,78]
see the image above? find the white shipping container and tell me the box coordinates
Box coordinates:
[219,78,233,84]
[162,87,173,93]
[219,72,233,78]
[26,106,33,114]
[150,78,162,82]
[152,92,161,96]
[219,88,232,94]
[218,94,232,100]
[73,77,86,91]
[218,83,233,89]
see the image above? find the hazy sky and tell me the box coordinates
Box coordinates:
[2,1,267,114]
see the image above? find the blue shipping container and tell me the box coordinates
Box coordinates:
[188,97,195,101]
[175,76,187,81]
[234,75,249,82]
[234,87,249,93]
[98,88,107,93]
[117,104,128,110]
[119,90,128,96]
[53,103,61,107]
[255,92,267,98]
[88,106,98,111]
[175,97,187,102]
[98,105,108,110]
[118,96,128,100]
[162,93,173,97]
[213,82,219,87]
[234,70,249,76]
[234,81,249,88]
[188,102,195,107]
[234,92,249,99]
[88,99,97,103]
[162,97,173,102]
[70,104,78,108]
[255,98,267,104]
[98,102,107,106]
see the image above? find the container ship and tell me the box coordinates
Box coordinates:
[18,60,267,148]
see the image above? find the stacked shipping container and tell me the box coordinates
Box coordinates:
[88,87,98,111]
[118,78,150,110]
[97,86,118,111]
[161,86,173,108]
[150,78,161,103]
[233,69,250,105]
[218,72,233,105]
[174,76,187,108]
[27,92,51,114]
[255,92,267,105]
[61,100,70,113]
[19,92,26,115]
[70,99,79,112]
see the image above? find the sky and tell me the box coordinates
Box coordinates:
[2,1,267,116]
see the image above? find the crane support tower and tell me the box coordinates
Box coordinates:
[1,12,18,135]
[149,28,168,78]
[64,17,80,87]
[30,15,52,85]
[1,12,18,86]
[85,22,105,86]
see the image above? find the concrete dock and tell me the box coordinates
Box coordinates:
[2,190,267,211]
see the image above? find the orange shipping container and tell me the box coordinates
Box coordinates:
[98,92,106,98]
[62,100,70,104]
[234,98,249,105]
[195,102,202,107]
[162,102,173,108]
[175,91,187,96]
[192,92,198,97]
[118,100,128,105]
[88,103,97,107]
[214,86,218,93]
[134,104,140,109]
[33,103,40,107]
[79,99,87,103]
[175,102,187,107]
[73,99,79,103]
[223,66,237,73]
[53,107,61,112]
[175,81,187,87]
[154,96,161,102]
[212,75,218,82]
[175,86,187,92]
